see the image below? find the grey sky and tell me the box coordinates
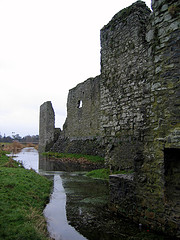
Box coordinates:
[0,0,151,137]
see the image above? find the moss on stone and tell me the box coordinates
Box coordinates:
[168,5,179,18]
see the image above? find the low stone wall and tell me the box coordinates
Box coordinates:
[51,136,105,157]
[109,174,136,219]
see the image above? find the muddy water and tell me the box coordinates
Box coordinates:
[14,148,173,240]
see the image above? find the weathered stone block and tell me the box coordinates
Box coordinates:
[109,174,136,217]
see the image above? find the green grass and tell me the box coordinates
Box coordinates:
[86,168,110,179]
[43,151,104,163]
[86,168,134,180]
[0,151,52,240]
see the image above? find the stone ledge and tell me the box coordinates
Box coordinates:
[109,173,134,181]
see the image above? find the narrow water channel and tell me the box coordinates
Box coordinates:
[44,174,87,240]
[14,148,173,240]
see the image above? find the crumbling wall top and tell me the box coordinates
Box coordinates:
[101,1,151,31]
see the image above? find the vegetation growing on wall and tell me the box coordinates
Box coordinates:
[168,4,179,17]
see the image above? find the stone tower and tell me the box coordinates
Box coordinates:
[39,101,55,152]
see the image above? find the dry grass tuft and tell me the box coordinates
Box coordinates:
[3,157,18,168]
[2,141,39,152]
[3,141,23,153]
[27,207,53,239]
[26,143,39,150]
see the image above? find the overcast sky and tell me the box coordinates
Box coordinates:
[0,0,151,137]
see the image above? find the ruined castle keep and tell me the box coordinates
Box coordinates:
[39,0,180,237]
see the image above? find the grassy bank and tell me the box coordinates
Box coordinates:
[44,152,104,163]
[86,168,134,180]
[0,151,52,240]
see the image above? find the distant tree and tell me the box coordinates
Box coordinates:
[21,135,39,143]
[12,134,22,141]
[2,135,13,143]
[0,134,39,143]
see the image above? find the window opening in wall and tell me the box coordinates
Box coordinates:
[164,148,180,203]
[77,100,83,108]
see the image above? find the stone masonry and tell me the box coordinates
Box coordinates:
[64,75,101,139]
[100,1,151,170]
[51,75,105,156]
[39,0,180,237]
[39,101,55,152]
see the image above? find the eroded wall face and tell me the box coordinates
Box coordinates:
[100,1,151,170]
[39,101,55,152]
[136,0,180,235]
[64,76,101,139]
[105,0,180,237]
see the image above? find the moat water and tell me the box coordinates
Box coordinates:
[14,148,174,240]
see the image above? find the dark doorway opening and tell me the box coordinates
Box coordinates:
[164,148,180,204]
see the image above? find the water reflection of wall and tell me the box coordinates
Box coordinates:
[39,154,101,172]
[39,154,55,171]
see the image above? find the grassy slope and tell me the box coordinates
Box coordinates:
[86,168,134,180]
[86,168,110,179]
[0,151,52,240]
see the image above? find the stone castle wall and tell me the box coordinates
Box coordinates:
[39,101,55,152]
[39,0,180,237]
[134,0,180,236]
[100,1,151,170]
[63,75,101,139]
[104,0,180,237]
[51,75,105,156]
